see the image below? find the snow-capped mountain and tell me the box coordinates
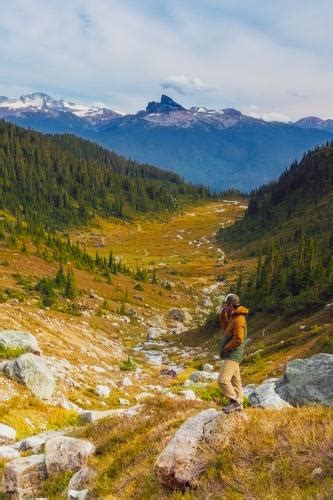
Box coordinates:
[0,92,121,126]
[1,92,332,190]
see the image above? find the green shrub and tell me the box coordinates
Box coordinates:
[0,345,26,359]
[120,356,136,371]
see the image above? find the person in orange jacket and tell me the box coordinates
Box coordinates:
[218,293,249,413]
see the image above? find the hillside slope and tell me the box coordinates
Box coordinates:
[0,121,209,227]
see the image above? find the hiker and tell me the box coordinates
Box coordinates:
[218,293,249,413]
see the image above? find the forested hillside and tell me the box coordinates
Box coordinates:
[221,144,333,313]
[0,121,210,227]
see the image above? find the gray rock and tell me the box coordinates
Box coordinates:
[68,489,90,499]
[0,423,16,444]
[275,353,333,406]
[202,363,214,372]
[147,315,167,329]
[180,390,197,401]
[18,430,65,454]
[95,385,110,398]
[155,409,244,489]
[45,436,95,475]
[248,381,292,409]
[3,353,55,400]
[80,405,142,424]
[147,327,166,341]
[201,298,213,308]
[0,445,20,461]
[190,370,219,383]
[68,466,96,491]
[0,330,40,354]
[167,309,193,324]
[4,454,47,498]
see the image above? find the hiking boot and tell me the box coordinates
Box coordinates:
[222,400,243,413]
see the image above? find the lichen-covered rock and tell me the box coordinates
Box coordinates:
[248,380,292,409]
[275,353,333,406]
[80,405,142,424]
[95,385,110,398]
[0,445,20,461]
[45,436,95,475]
[68,466,96,491]
[167,309,192,324]
[0,423,16,444]
[4,454,47,498]
[147,327,166,341]
[155,409,245,489]
[3,353,55,400]
[190,370,219,383]
[0,330,40,354]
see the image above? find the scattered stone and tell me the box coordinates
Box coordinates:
[190,371,219,383]
[167,309,193,324]
[155,409,244,489]
[169,322,187,334]
[0,330,40,354]
[3,353,55,400]
[135,392,153,402]
[119,398,129,406]
[311,467,323,477]
[4,454,47,498]
[0,445,20,461]
[68,466,96,491]
[201,298,213,308]
[80,405,142,424]
[68,490,90,500]
[147,327,166,341]
[147,315,167,329]
[180,390,196,400]
[275,353,333,406]
[202,363,214,372]
[299,325,306,331]
[160,368,177,378]
[95,385,110,398]
[121,376,133,387]
[45,436,95,475]
[248,380,292,409]
[0,423,16,444]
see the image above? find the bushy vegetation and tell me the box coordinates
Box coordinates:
[0,121,210,227]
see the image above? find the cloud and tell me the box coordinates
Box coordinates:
[161,75,214,95]
[0,0,333,118]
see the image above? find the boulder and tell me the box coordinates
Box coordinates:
[3,353,55,400]
[147,315,167,329]
[0,445,20,461]
[275,353,333,406]
[147,327,166,341]
[95,385,110,398]
[167,309,193,324]
[0,330,40,354]
[0,423,16,444]
[4,454,47,498]
[18,430,65,454]
[248,380,292,409]
[190,371,219,383]
[180,390,196,401]
[45,436,95,475]
[155,409,243,489]
[80,405,142,424]
[68,466,96,491]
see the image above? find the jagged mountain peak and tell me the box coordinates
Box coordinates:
[146,95,185,113]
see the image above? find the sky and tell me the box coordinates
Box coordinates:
[0,0,333,121]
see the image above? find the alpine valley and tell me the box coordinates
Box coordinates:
[1,92,332,191]
[0,120,332,499]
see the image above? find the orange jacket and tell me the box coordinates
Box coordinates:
[219,306,249,353]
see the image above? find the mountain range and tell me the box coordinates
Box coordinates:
[1,92,332,191]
